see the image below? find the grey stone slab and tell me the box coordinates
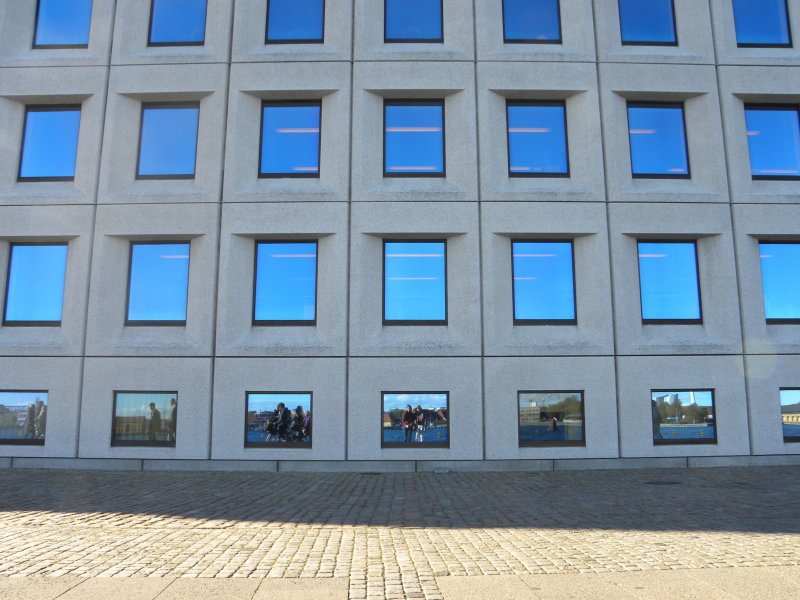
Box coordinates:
[59,577,173,600]
[686,566,800,600]
[0,457,11,469]
[142,460,278,472]
[520,573,638,599]
[156,578,260,599]
[252,577,349,599]
[417,460,553,472]
[0,577,83,600]
[554,458,688,471]
[277,460,415,473]
[437,575,537,600]
[12,458,142,471]
[688,455,800,468]
[603,570,739,600]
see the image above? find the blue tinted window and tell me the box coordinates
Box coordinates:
[34,0,92,48]
[19,107,81,180]
[266,0,324,42]
[652,390,716,445]
[513,242,575,322]
[745,107,800,179]
[627,104,689,177]
[518,392,585,446]
[260,103,321,177]
[385,102,444,176]
[254,242,317,323]
[618,0,677,45]
[507,103,568,176]
[759,243,800,321]
[127,243,190,323]
[384,241,446,323]
[385,0,442,41]
[4,244,68,324]
[733,0,791,47]
[780,389,800,442]
[382,392,449,446]
[246,392,312,446]
[503,0,561,42]
[137,104,199,178]
[149,0,207,45]
[638,241,701,322]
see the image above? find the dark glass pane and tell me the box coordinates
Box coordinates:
[254,242,317,322]
[138,106,199,177]
[518,392,584,445]
[384,241,446,322]
[745,108,800,178]
[385,0,442,40]
[19,108,81,179]
[0,391,48,444]
[4,245,67,323]
[150,0,207,44]
[127,243,190,322]
[260,104,321,176]
[733,0,791,46]
[638,242,701,321]
[382,393,448,445]
[780,389,800,442]
[503,0,561,42]
[113,392,177,446]
[759,243,800,320]
[266,0,324,41]
[384,103,444,175]
[34,0,92,47]
[618,0,676,44]
[507,104,568,175]
[513,242,575,321]
[628,105,689,176]
[246,393,312,446]
[651,390,716,444]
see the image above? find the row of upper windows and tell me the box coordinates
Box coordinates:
[3,239,799,326]
[29,0,796,49]
[16,101,800,181]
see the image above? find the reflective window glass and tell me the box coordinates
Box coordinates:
[112,392,177,447]
[3,244,68,324]
[502,0,561,43]
[382,392,449,446]
[627,104,689,177]
[0,391,48,446]
[246,393,312,447]
[385,0,442,42]
[618,0,677,45]
[266,0,324,42]
[651,390,716,445]
[518,392,584,446]
[137,103,199,178]
[127,242,190,324]
[384,241,446,323]
[384,101,444,176]
[254,242,317,323]
[149,0,207,45]
[33,0,92,48]
[733,0,791,47]
[638,241,701,322]
[745,106,800,179]
[512,241,575,323]
[260,102,321,177]
[507,102,569,176]
[759,242,800,322]
[19,106,81,181]
[780,389,800,443]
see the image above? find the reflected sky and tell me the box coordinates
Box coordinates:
[138,106,199,177]
[34,0,92,47]
[20,108,81,179]
[255,242,317,322]
[652,390,714,408]
[384,241,446,321]
[384,104,444,174]
[385,0,442,40]
[127,243,190,322]
[150,0,206,44]
[759,243,800,320]
[248,393,311,414]
[383,393,447,411]
[507,104,568,175]
[503,0,560,41]
[628,105,688,176]
[519,392,582,410]
[733,0,791,46]
[115,392,175,417]
[4,245,67,323]
[781,389,800,408]
[638,242,701,321]
[513,241,575,321]
[745,108,800,178]
[618,0,676,44]
[260,104,320,175]
[266,0,324,41]
[0,391,47,407]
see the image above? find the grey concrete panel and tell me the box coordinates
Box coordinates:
[553,457,688,470]
[745,354,800,456]
[688,454,800,468]
[12,457,142,470]
[416,460,554,472]
[278,460,416,473]
[143,459,278,472]
[0,457,10,469]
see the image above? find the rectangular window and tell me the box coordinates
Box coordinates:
[502,0,561,43]
[33,0,92,49]
[618,0,677,45]
[137,103,199,179]
[733,0,792,48]
[18,106,81,181]
[518,391,585,447]
[0,391,48,446]
[3,243,68,326]
[245,392,312,447]
[112,392,177,447]
[253,241,317,324]
[148,0,207,46]
[384,100,445,177]
[259,101,321,178]
[744,105,800,180]
[780,388,800,443]
[385,0,442,42]
[638,241,702,324]
[384,240,446,324]
[512,241,576,324]
[651,390,716,445]
[126,242,190,325]
[382,392,449,447]
[266,0,324,43]
[507,101,569,177]
[759,242,800,323]
[627,103,690,178]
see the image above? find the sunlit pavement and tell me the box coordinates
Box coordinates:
[0,466,798,599]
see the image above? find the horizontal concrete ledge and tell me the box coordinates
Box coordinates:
[11,457,143,471]
[688,454,800,468]
[417,460,553,472]
[554,457,688,471]
[278,460,415,473]
[143,460,278,472]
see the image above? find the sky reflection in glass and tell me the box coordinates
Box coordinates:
[127,243,190,322]
[507,103,568,175]
[34,0,92,47]
[260,104,321,176]
[149,0,207,45]
[503,0,561,42]
[385,103,444,175]
[781,389,800,442]
[138,105,199,177]
[254,242,317,322]
[385,0,442,41]
[513,242,575,321]
[266,0,324,42]
[618,0,676,44]
[628,105,688,176]
[759,243,800,320]
[733,0,791,46]
[4,245,67,323]
[0,391,47,443]
[384,241,446,322]
[638,242,701,321]
[19,108,81,180]
[745,108,800,178]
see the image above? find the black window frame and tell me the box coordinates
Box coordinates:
[0,389,49,446]
[124,240,191,327]
[258,100,322,179]
[265,0,326,44]
[617,0,679,47]
[2,241,68,327]
[383,99,446,178]
[382,238,448,326]
[733,0,793,49]
[637,239,703,325]
[252,239,319,326]
[511,239,577,326]
[381,391,450,449]
[745,104,800,181]
[506,100,570,179]
[32,0,92,50]
[758,239,800,324]
[244,391,313,448]
[135,101,200,181]
[627,101,691,180]
[501,0,563,44]
[17,104,82,183]
[111,390,178,448]
[651,388,717,446]
[147,0,208,48]
[517,390,586,448]
[383,0,444,43]
[780,387,800,443]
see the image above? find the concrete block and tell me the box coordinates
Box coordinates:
[688,455,800,468]
[554,457,688,471]
[142,460,278,472]
[277,461,416,473]
[0,457,11,469]
[417,460,553,472]
[12,458,142,471]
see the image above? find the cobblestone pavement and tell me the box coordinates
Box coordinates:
[0,466,798,599]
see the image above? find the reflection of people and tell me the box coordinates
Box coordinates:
[651,399,662,439]
[302,411,312,442]
[148,402,161,441]
[35,400,46,439]
[287,406,305,441]
[168,397,177,442]
[414,405,425,442]
[548,416,559,432]
[24,403,36,439]
[402,404,415,442]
